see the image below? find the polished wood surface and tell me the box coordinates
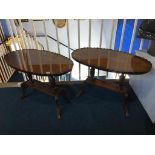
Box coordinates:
[4,49,73,76]
[4,49,73,119]
[72,48,152,117]
[72,48,152,74]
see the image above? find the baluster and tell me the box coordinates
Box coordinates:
[17,20,30,75]
[109,19,118,79]
[24,28,32,49]
[53,19,62,81]
[7,19,18,79]
[98,19,104,77]
[66,19,72,81]
[0,29,13,76]
[54,20,60,54]
[88,19,91,76]
[43,20,49,51]
[129,19,138,54]
[0,21,9,54]
[31,37,36,49]
[0,45,12,78]
[119,19,127,51]
[0,22,5,41]
[0,40,11,79]
[27,34,33,49]
[42,19,50,82]
[78,19,81,80]
[0,59,5,82]
[11,19,28,81]
[11,19,22,50]
[0,45,9,80]
[109,19,115,49]
[30,20,39,49]
[0,46,9,81]
[18,21,31,81]
[106,19,115,78]
[19,19,33,73]
[7,19,18,51]
[115,19,127,79]
[30,19,43,80]
[139,38,144,50]
[0,57,8,82]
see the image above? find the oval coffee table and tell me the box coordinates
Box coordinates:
[72,48,152,116]
[5,49,73,119]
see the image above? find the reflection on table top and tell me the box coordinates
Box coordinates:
[4,49,73,76]
[72,48,152,75]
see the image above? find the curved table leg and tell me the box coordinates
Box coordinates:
[119,74,129,117]
[90,67,95,78]
[21,82,28,99]
[55,96,61,119]
[76,80,88,97]
[76,67,95,97]
[20,74,72,119]
[61,89,71,103]
[122,91,129,117]
[21,73,33,99]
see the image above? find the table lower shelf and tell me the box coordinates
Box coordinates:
[78,76,129,116]
[21,80,62,96]
[86,77,127,94]
[21,79,70,119]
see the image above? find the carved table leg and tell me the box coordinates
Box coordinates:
[90,67,95,78]
[50,76,56,87]
[123,92,129,116]
[119,74,129,116]
[61,88,71,103]
[50,76,61,119]
[55,96,61,119]
[76,80,88,97]
[119,74,125,89]
[20,74,72,119]
[21,82,28,99]
[21,73,33,99]
[77,67,95,97]
[50,76,71,118]
[27,73,33,81]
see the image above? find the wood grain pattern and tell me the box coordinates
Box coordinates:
[72,48,152,75]
[72,48,152,116]
[4,49,73,76]
[5,49,73,119]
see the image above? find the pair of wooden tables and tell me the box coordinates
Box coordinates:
[4,48,152,119]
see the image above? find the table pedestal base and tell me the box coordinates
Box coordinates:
[21,75,70,119]
[77,69,129,116]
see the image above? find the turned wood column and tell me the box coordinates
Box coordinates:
[90,67,95,78]
[50,76,56,87]
[119,74,125,90]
